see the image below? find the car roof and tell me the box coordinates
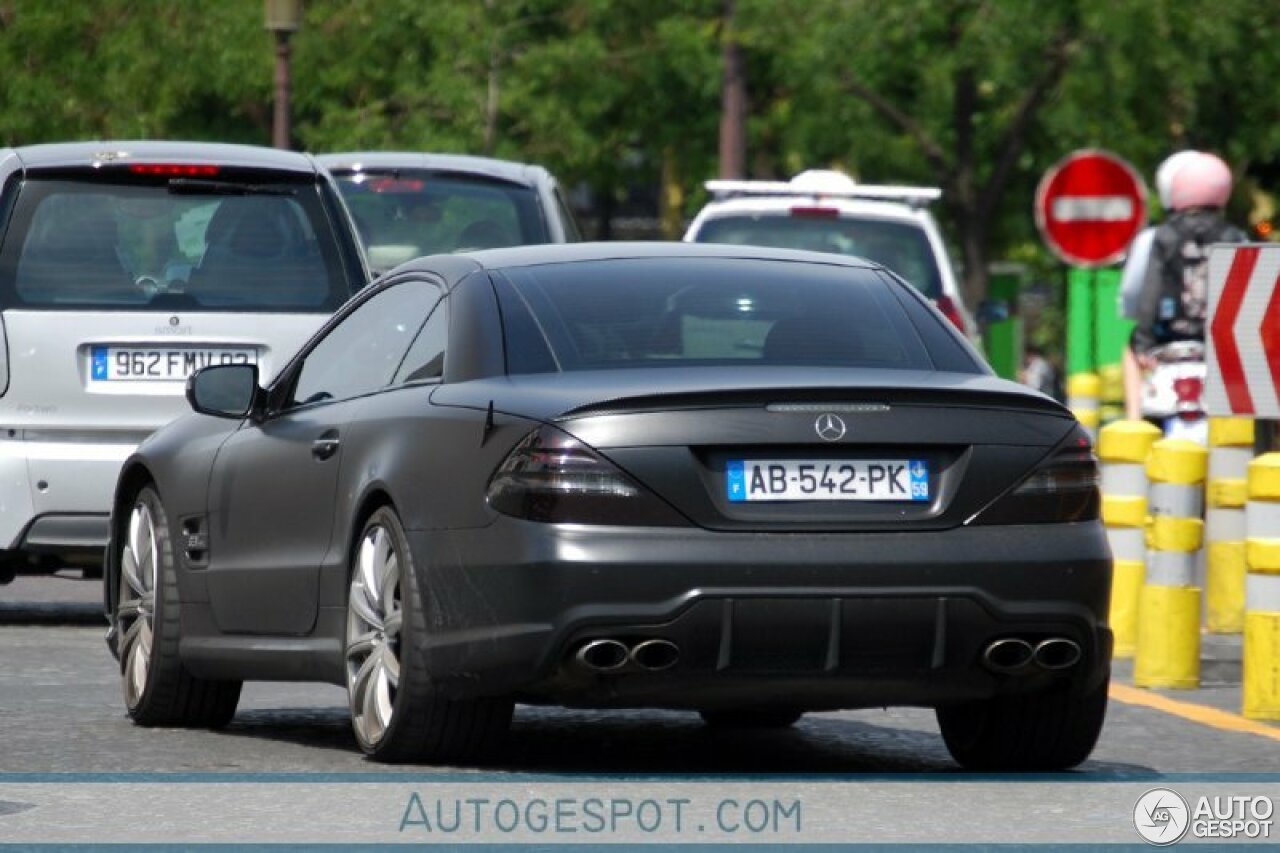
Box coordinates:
[390,241,881,286]
[315,151,549,188]
[6,140,320,174]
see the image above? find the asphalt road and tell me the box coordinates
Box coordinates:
[2,573,1276,776]
[3,574,1278,845]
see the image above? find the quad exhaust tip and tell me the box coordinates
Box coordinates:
[982,636,1081,673]
[574,638,681,673]
[982,637,1035,673]
[1033,637,1082,670]
[576,639,629,672]
[630,639,680,671]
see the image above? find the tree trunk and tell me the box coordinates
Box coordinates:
[718,0,747,179]
[959,225,989,312]
[482,0,499,155]
[595,184,614,241]
[660,146,685,239]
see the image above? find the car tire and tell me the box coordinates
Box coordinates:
[115,485,241,728]
[345,506,513,764]
[935,672,1108,771]
[699,708,805,729]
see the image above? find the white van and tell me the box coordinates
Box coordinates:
[684,170,974,336]
[0,142,368,582]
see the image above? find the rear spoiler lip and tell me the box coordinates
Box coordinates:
[556,386,1071,421]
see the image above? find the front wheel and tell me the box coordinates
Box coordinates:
[344,506,512,764]
[114,485,241,727]
[936,673,1108,771]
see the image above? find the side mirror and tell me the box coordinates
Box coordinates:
[186,364,261,419]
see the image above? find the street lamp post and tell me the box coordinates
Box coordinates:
[264,0,302,150]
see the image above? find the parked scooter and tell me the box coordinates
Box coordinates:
[1140,340,1207,443]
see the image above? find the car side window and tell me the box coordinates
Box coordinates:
[392,298,449,385]
[290,279,442,407]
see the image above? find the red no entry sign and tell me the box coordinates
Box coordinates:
[1035,149,1147,267]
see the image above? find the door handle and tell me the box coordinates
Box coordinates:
[311,433,340,461]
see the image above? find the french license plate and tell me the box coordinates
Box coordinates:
[726,459,929,502]
[89,346,257,382]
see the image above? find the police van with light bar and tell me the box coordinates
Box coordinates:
[683,170,973,336]
[0,141,368,582]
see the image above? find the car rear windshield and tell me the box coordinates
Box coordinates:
[332,171,549,272]
[693,214,943,298]
[495,257,958,375]
[0,174,352,312]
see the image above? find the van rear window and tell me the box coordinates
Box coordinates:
[693,215,943,299]
[331,170,549,273]
[0,177,351,312]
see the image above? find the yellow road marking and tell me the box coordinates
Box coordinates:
[1110,682,1280,743]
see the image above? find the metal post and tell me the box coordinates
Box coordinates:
[272,31,292,150]
[264,0,302,150]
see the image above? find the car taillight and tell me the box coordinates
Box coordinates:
[1173,376,1204,404]
[935,295,967,335]
[367,177,426,193]
[970,427,1100,525]
[487,425,688,525]
[128,164,221,177]
[789,206,840,218]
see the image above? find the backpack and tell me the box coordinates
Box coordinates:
[1154,211,1247,341]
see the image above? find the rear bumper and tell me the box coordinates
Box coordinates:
[0,435,134,567]
[407,518,1113,710]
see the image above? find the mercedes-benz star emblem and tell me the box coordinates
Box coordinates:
[815,413,847,442]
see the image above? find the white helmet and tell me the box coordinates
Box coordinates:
[1155,150,1201,210]
[1169,152,1233,211]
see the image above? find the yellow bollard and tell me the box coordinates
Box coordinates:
[1098,420,1162,658]
[1205,417,1254,633]
[1135,439,1207,689]
[1098,363,1126,426]
[1243,453,1280,720]
[1068,373,1101,441]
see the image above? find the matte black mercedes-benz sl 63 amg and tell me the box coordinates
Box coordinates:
[104,243,1111,769]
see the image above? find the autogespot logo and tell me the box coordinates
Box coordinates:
[1134,788,1191,846]
[814,413,846,442]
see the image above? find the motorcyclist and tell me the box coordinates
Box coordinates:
[1129,153,1247,381]
[1120,150,1200,419]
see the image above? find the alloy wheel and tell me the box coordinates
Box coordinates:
[118,502,158,710]
[345,523,403,747]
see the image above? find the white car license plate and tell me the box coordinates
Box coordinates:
[726,459,929,502]
[90,346,257,382]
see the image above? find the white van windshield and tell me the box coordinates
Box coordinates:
[0,177,350,312]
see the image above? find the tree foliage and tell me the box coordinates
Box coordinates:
[0,0,1275,301]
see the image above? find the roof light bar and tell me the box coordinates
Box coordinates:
[705,179,942,207]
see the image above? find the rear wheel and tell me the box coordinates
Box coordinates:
[936,673,1108,771]
[700,708,804,729]
[115,485,241,727]
[345,506,512,764]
